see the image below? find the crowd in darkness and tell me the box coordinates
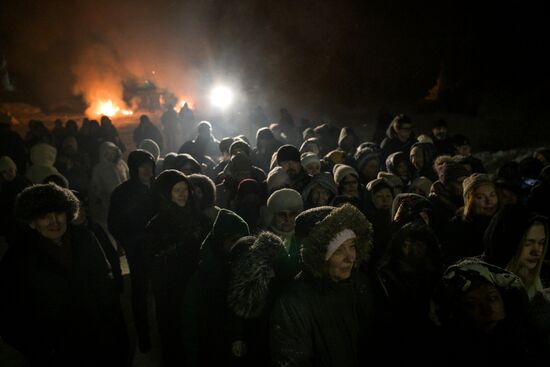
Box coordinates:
[0,104,550,366]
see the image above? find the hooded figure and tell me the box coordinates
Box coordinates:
[89,141,129,231]
[108,149,156,353]
[26,143,61,184]
[429,258,531,365]
[373,221,443,364]
[301,172,338,209]
[138,138,163,176]
[0,183,128,366]
[270,204,374,367]
[145,170,210,366]
[181,209,250,367]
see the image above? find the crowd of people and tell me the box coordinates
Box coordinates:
[0,106,549,366]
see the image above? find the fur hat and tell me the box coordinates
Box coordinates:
[300,203,373,278]
[276,144,301,164]
[267,188,303,214]
[462,173,494,200]
[227,232,287,318]
[15,183,80,224]
[295,205,334,242]
[333,164,359,185]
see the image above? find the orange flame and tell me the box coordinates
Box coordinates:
[91,99,134,118]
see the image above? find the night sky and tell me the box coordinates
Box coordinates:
[1,0,548,123]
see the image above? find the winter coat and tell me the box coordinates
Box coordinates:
[440,213,492,267]
[90,142,129,229]
[269,271,363,367]
[25,143,61,184]
[0,225,127,367]
[181,209,250,367]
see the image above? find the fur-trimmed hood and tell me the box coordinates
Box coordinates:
[227,231,287,319]
[301,203,373,278]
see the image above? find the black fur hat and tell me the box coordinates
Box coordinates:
[227,231,286,319]
[15,183,80,224]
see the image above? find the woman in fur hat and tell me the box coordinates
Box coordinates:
[270,203,375,367]
[0,183,128,366]
[145,169,210,366]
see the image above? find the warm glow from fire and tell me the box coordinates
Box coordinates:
[178,98,194,110]
[94,99,133,117]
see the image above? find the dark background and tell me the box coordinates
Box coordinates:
[1,0,549,148]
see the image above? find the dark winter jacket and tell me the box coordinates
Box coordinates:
[0,225,127,367]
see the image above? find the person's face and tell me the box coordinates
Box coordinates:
[447,176,467,197]
[372,188,393,211]
[518,223,545,271]
[460,283,506,335]
[402,238,428,259]
[138,162,154,185]
[341,174,359,197]
[280,160,302,179]
[410,147,424,170]
[327,238,356,282]
[193,186,204,202]
[30,211,68,243]
[272,210,299,233]
[310,184,331,207]
[456,144,471,156]
[361,160,379,182]
[305,162,321,176]
[395,122,413,141]
[0,166,17,182]
[432,126,447,140]
[396,161,409,178]
[171,181,189,207]
[472,184,498,217]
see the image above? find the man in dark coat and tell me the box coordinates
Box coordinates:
[0,183,127,367]
[108,149,156,353]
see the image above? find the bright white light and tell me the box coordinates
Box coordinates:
[210,86,234,109]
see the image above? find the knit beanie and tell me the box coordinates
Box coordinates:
[333,164,359,185]
[325,149,345,166]
[439,162,470,186]
[366,177,393,195]
[267,166,291,193]
[237,178,261,197]
[276,144,301,164]
[267,188,304,214]
[301,152,320,168]
[462,173,494,200]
